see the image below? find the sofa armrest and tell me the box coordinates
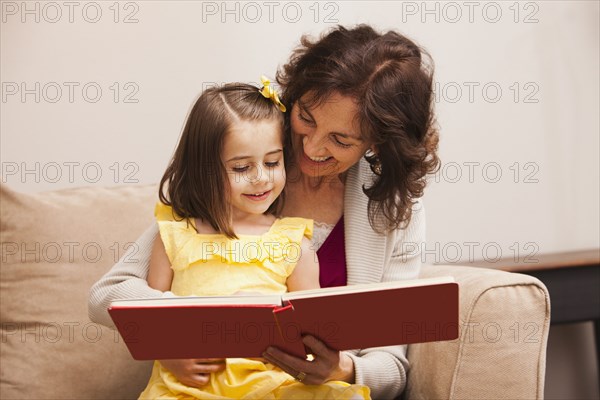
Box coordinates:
[405,264,550,400]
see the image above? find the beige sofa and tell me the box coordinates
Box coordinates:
[0,184,550,399]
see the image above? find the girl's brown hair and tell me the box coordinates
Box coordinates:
[159,83,284,239]
[277,24,440,232]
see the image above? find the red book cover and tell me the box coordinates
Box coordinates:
[108,277,459,360]
[274,282,459,353]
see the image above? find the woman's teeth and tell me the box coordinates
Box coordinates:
[309,156,332,162]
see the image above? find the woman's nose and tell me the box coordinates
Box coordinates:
[302,133,324,155]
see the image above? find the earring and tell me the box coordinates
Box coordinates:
[364,149,382,176]
[370,159,382,175]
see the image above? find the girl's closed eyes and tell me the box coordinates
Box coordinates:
[230,160,281,173]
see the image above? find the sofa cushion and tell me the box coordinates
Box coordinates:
[405,264,550,400]
[0,184,156,400]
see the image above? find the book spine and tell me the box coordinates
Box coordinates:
[271,301,306,358]
[273,303,294,313]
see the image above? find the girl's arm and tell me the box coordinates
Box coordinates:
[147,234,174,291]
[88,223,226,388]
[285,237,320,292]
[149,233,227,387]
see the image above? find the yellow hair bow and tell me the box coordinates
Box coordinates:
[259,75,286,112]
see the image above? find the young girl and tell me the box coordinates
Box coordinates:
[139,80,370,399]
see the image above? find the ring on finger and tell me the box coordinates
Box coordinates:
[295,371,307,382]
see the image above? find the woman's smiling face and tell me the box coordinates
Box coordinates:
[289,92,373,179]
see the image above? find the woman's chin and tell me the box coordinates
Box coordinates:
[298,164,341,181]
[296,152,338,179]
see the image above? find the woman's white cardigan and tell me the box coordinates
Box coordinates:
[88,159,426,399]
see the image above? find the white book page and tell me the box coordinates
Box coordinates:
[283,276,455,301]
[110,294,283,308]
[110,276,455,307]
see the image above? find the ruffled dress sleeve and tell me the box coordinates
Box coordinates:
[154,202,197,270]
[261,217,313,277]
[155,203,314,278]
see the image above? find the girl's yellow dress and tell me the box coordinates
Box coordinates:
[139,203,370,400]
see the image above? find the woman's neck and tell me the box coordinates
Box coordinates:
[282,166,345,224]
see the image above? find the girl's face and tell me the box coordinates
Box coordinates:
[289,92,373,179]
[221,118,285,218]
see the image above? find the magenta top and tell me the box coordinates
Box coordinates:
[316,217,348,288]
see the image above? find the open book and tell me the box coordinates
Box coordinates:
[109,276,459,360]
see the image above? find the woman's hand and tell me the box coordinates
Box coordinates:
[262,335,355,385]
[159,358,226,388]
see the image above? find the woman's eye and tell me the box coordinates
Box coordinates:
[297,111,313,124]
[332,135,352,148]
[265,161,280,168]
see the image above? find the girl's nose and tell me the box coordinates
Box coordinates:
[247,165,271,185]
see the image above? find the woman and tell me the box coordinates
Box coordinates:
[89,24,439,399]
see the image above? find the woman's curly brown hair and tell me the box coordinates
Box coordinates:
[277,24,440,232]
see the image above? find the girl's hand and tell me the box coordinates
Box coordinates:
[160,358,226,388]
[262,335,355,385]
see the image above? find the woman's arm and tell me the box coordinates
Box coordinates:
[88,223,161,328]
[382,199,426,282]
[343,345,408,397]
[345,200,426,398]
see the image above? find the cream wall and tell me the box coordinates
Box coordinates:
[1,1,599,397]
